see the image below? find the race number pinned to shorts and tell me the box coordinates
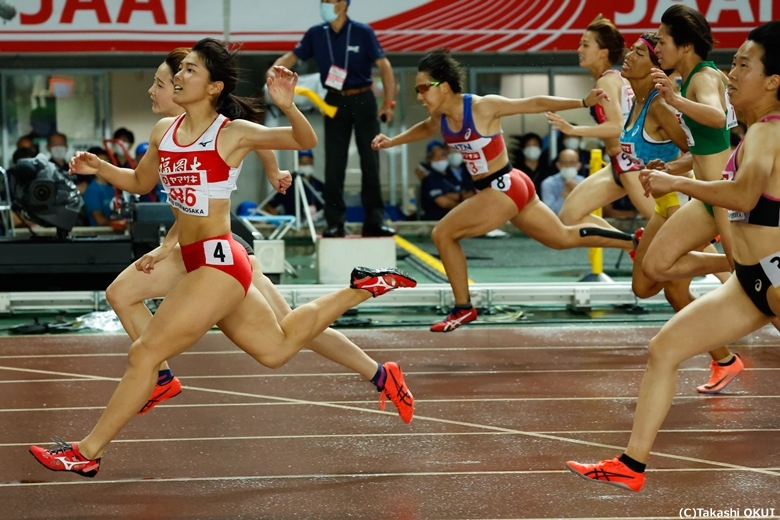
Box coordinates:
[490,173,512,192]
[204,239,235,266]
[759,252,780,289]
[325,65,348,90]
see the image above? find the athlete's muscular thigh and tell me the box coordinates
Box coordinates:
[643,200,717,277]
[107,246,187,305]
[218,285,287,364]
[433,189,517,241]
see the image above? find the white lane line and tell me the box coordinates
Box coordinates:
[4,365,779,479]
[4,394,780,414]
[1,342,778,358]
[5,367,780,383]
[0,467,777,489]
[5,428,780,448]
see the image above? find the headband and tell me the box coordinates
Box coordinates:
[639,37,658,59]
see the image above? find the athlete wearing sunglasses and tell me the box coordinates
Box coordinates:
[372,50,636,333]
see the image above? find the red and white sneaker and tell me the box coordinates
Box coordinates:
[379,362,414,424]
[430,306,478,332]
[138,376,183,415]
[350,267,417,297]
[29,437,101,478]
[697,353,744,394]
[629,227,644,262]
[566,457,645,492]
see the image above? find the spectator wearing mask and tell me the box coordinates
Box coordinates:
[263,150,325,217]
[558,129,590,176]
[445,144,475,194]
[515,132,552,193]
[111,127,135,168]
[415,140,446,180]
[541,149,586,215]
[419,142,472,221]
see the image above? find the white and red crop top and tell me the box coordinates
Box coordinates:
[157,113,242,217]
[589,69,634,125]
[441,94,506,176]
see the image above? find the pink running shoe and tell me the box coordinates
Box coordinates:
[697,353,743,394]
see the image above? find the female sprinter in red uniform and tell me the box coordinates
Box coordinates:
[107,48,413,422]
[567,21,780,492]
[29,38,416,477]
[372,50,635,332]
[548,16,652,228]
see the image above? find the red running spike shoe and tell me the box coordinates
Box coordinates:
[29,437,101,478]
[138,376,183,415]
[697,354,743,394]
[379,362,414,424]
[350,267,417,297]
[566,457,645,492]
[430,306,478,332]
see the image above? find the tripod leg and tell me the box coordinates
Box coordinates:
[296,176,318,244]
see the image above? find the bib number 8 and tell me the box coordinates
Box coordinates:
[490,173,511,192]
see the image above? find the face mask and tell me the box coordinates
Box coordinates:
[523,145,542,161]
[113,142,129,157]
[49,146,68,161]
[563,138,580,150]
[560,167,579,180]
[431,159,449,173]
[320,3,338,23]
[298,165,315,175]
[448,152,463,167]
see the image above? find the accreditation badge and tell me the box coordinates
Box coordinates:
[325,65,348,90]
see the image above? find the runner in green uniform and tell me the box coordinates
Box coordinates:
[639,5,742,391]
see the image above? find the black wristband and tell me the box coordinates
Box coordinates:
[582,98,587,108]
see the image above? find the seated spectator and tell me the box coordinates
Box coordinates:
[515,132,552,193]
[420,143,472,221]
[445,145,476,196]
[415,140,446,181]
[82,147,120,227]
[557,129,590,176]
[12,146,36,165]
[263,150,324,217]
[111,127,135,167]
[541,149,586,215]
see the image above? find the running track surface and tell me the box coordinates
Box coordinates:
[2,326,780,519]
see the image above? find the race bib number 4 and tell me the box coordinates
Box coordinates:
[204,239,234,266]
[161,170,209,216]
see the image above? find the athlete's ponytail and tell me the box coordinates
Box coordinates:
[418,49,465,94]
[191,38,265,124]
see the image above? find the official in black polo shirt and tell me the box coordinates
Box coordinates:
[268,0,396,237]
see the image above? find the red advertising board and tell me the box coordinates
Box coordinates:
[0,0,770,53]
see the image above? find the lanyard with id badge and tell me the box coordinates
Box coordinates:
[324,23,352,91]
